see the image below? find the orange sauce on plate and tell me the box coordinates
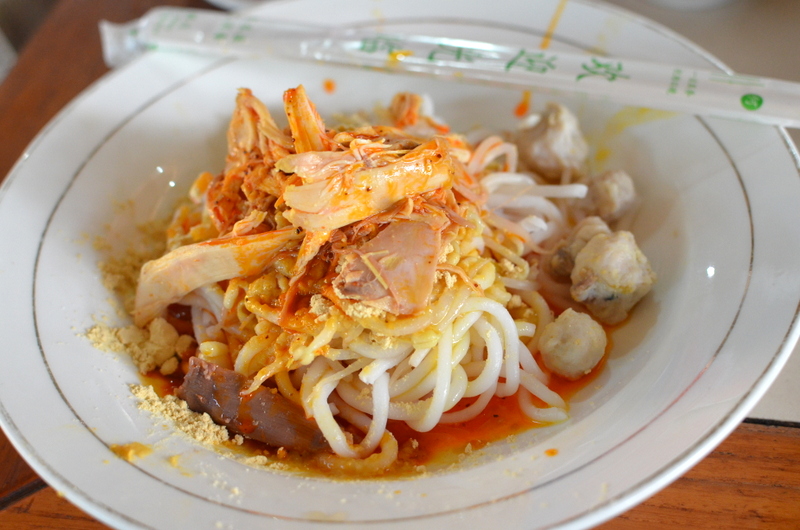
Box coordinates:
[143,306,611,477]
[141,348,606,477]
[514,90,532,118]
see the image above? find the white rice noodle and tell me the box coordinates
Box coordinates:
[483,210,530,243]
[182,285,226,342]
[459,297,520,397]
[388,347,437,397]
[407,324,457,432]
[440,382,497,423]
[515,321,536,338]
[519,371,566,409]
[467,136,519,176]
[483,180,570,248]
[519,290,554,331]
[480,171,535,193]
[300,291,569,459]
[461,317,503,397]
[388,357,413,384]
[518,341,549,384]
[501,275,538,291]
[359,353,406,385]
[300,357,338,417]
[520,215,563,246]
[452,310,482,344]
[308,357,377,458]
[518,386,569,424]
[197,284,226,318]
[391,338,454,403]
[330,393,371,433]
[488,194,567,218]
[525,182,588,199]
[451,332,471,367]
[520,215,548,233]
[336,361,468,424]
[350,372,390,455]
[407,347,430,368]
[190,305,222,343]
[349,334,414,360]
[323,348,360,361]
[482,172,587,199]
[336,380,425,422]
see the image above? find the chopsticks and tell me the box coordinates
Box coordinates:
[100,6,800,129]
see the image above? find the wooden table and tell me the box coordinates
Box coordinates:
[0,0,798,527]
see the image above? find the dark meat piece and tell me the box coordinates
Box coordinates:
[177,357,328,452]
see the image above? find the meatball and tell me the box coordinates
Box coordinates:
[539,308,607,380]
[516,103,588,181]
[587,169,637,223]
[549,216,611,278]
[570,231,656,325]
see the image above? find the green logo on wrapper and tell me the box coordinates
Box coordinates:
[741,94,764,111]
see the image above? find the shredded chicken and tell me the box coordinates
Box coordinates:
[281,137,463,232]
[134,227,302,326]
[334,219,442,315]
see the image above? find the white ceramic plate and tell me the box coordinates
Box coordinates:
[1,1,799,528]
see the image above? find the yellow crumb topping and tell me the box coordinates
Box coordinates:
[131,384,230,445]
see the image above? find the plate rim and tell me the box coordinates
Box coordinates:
[1,1,799,528]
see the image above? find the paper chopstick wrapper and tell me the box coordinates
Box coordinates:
[100,6,800,129]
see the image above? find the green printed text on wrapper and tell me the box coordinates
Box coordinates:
[741,93,764,111]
